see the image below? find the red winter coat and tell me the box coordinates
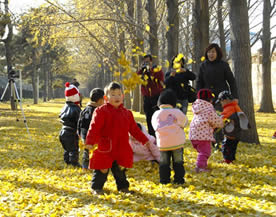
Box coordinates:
[86,103,149,169]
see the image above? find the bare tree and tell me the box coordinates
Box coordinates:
[229,0,259,144]
[146,0,159,64]
[1,0,15,109]
[166,0,179,61]
[192,0,209,74]
[258,0,275,113]
[217,0,226,58]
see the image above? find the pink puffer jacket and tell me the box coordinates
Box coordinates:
[189,99,223,141]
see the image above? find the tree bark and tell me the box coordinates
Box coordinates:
[217,0,226,59]
[31,49,38,104]
[42,53,48,102]
[3,0,15,110]
[135,0,144,113]
[146,0,159,64]
[229,0,259,144]
[258,0,274,113]
[166,0,179,62]
[192,0,209,74]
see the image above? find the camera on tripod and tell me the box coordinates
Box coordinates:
[8,67,19,80]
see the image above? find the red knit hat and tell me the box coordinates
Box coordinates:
[197,89,214,101]
[64,82,80,103]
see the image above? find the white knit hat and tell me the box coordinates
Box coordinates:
[64,82,80,103]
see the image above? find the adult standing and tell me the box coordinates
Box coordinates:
[165,55,196,114]
[196,43,238,147]
[137,54,164,137]
[196,43,238,110]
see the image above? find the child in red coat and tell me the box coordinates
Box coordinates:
[85,82,151,194]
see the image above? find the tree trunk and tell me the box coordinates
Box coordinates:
[48,69,53,100]
[125,0,135,110]
[3,0,15,110]
[258,0,274,113]
[42,54,48,102]
[31,49,38,104]
[192,0,209,74]
[135,0,144,113]
[146,0,159,64]
[166,0,179,62]
[217,0,226,59]
[229,0,259,144]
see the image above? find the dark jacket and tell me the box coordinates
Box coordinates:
[77,102,97,140]
[59,102,81,131]
[196,60,238,99]
[165,69,196,100]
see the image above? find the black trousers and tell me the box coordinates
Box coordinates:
[143,94,160,137]
[222,138,239,162]
[59,129,79,166]
[91,161,129,190]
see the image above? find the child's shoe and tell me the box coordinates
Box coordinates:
[272,131,276,139]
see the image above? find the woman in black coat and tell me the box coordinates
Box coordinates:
[196,43,239,148]
[165,55,196,114]
[196,43,238,111]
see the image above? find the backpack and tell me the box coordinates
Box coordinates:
[77,105,96,136]
[223,112,250,139]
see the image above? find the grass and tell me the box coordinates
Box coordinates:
[0,99,275,217]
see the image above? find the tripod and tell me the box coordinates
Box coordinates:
[0,78,31,140]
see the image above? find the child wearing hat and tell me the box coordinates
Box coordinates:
[216,90,249,164]
[189,89,224,172]
[77,88,105,169]
[59,82,82,167]
[151,89,188,184]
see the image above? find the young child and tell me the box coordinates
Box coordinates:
[129,122,160,163]
[216,90,249,164]
[272,131,276,139]
[151,89,188,184]
[59,82,82,167]
[77,88,104,169]
[189,89,224,172]
[85,82,151,195]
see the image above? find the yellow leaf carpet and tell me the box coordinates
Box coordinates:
[0,100,275,217]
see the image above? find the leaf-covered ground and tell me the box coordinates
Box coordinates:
[0,99,275,217]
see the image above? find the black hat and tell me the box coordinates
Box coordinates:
[157,89,177,107]
[90,88,104,102]
[215,90,233,104]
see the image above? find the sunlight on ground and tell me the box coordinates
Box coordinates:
[0,100,275,216]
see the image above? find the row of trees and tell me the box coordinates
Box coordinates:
[0,0,275,144]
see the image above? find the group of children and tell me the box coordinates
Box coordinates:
[59,81,249,194]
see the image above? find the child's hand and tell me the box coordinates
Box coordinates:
[145,141,151,148]
[85,144,98,151]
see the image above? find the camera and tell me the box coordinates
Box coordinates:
[8,67,19,80]
[141,63,150,72]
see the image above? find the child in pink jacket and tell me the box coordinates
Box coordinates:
[189,89,224,172]
[129,122,160,163]
[152,89,188,184]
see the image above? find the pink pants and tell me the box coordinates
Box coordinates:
[191,140,211,169]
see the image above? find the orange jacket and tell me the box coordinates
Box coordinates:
[221,101,242,120]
